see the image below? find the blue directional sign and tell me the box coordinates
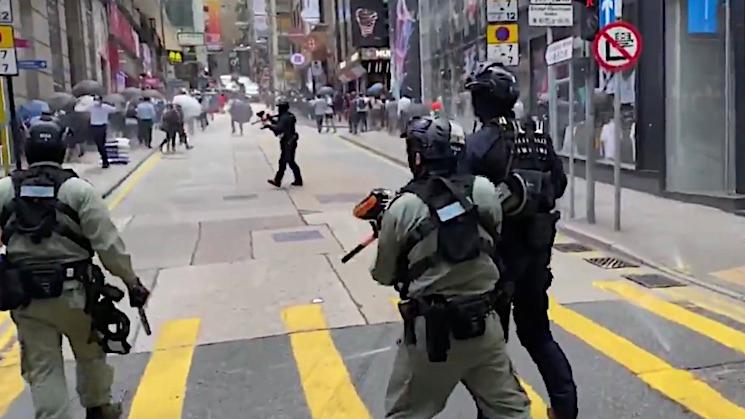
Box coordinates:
[18,60,47,70]
[599,0,617,28]
[688,0,718,34]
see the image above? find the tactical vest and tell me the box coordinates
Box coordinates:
[396,174,495,299]
[0,166,93,258]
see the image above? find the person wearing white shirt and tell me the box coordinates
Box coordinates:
[397,95,412,132]
[88,96,117,168]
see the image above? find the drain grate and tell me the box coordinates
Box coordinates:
[223,194,258,201]
[625,274,683,288]
[585,256,639,269]
[272,230,324,242]
[554,243,593,253]
[316,193,364,204]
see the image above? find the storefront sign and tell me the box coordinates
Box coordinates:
[593,21,642,72]
[0,0,12,24]
[0,25,17,75]
[487,23,518,44]
[487,0,517,22]
[487,44,519,66]
[529,5,573,26]
[360,48,391,60]
[167,50,184,64]
[290,53,306,66]
[529,0,571,3]
[350,0,388,48]
[177,32,205,47]
[546,36,574,65]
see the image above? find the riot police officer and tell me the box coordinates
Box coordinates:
[0,114,150,419]
[462,61,577,419]
[371,116,531,419]
[263,99,303,187]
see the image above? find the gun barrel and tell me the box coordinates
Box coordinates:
[138,308,152,336]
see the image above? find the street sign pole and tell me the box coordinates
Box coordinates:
[585,56,596,224]
[547,28,558,144]
[6,75,17,172]
[613,71,622,230]
[568,57,575,218]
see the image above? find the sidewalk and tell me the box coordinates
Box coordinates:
[339,130,745,298]
[64,145,155,198]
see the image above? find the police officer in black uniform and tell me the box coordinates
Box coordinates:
[263,99,303,187]
[461,61,577,419]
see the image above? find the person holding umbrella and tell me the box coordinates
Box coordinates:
[135,97,156,148]
[228,95,253,135]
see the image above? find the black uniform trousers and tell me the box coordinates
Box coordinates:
[137,119,153,147]
[274,140,302,184]
[89,125,109,167]
[498,213,577,419]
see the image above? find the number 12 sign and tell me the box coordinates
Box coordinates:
[487,0,518,22]
[0,26,18,76]
[0,0,11,24]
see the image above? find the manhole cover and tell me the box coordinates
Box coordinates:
[272,230,324,242]
[625,274,683,288]
[585,256,638,269]
[223,194,258,201]
[554,243,592,253]
[316,193,363,204]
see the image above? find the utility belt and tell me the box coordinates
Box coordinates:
[397,290,502,363]
[0,258,92,310]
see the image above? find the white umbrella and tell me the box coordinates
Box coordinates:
[172,94,202,119]
[74,95,95,112]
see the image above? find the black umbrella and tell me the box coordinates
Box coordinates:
[71,80,105,97]
[316,86,335,96]
[121,87,143,101]
[366,83,384,97]
[104,93,126,108]
[48,92,76,112]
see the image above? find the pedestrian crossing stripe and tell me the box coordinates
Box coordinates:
[548,299,745,417]
[595,280,745,356]
[712,265,745,287]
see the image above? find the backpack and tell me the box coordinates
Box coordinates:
[356,98,367,112]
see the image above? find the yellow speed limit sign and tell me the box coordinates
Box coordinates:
[0,25,17,75]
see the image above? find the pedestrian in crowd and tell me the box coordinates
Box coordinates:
[371,116,531,419]
[334,92,345,122]
[348,92,359,134]
[0,113,149,419]
[355,93,369,133]
[371,95,384,130]
[312,94,328,133]
[228,96,253,136]
[135,97,156,148]
[159,104,180,153]
[324,95,337,133]
[175,104,194,150]
[397,94,412,134]
[218,92,228,113]
[88,96,117,169]
[263,99,303,188]
[385,96,398,134]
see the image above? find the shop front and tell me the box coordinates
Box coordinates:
[108,3,141,92]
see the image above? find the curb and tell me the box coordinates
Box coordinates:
[558,223,745,302]
[338,132,745,301]
[100,148,158,199]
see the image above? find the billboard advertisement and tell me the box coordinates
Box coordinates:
[390,0,420,100]
[205,0,223,51]
[350,0,388,48]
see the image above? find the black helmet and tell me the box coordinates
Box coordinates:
[465,61,519,121]
[276,98,289,114]
[403,116,464,176]
[26,115,66,164]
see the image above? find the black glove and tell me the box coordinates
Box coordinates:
[127,279,150,308]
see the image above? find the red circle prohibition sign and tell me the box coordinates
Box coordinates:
[592,21,643,72]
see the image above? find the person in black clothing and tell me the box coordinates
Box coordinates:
[262,100,303,187]
[174,104,193,150]
[461,61,576,419]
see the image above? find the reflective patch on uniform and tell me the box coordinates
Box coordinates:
[436,201,466,222]
[19,185,54,198]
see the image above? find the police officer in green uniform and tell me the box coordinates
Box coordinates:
[0,114,149,419]
[370,116,531,419]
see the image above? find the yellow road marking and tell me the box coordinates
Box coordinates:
[549,299,745,417]
[0,342,23,416]
[0,318,15,352]
[128,318,201,419]
[519,379,548,419]
[712,265,745,287]
[282,305,372,419]
[662,286,745,326]
[595,280,745,355]
[107,153,162,211]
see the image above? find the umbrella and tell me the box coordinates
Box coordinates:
[143,89,164,100]
[229,100,253,123]
[104,93,126,108]
[366,83,385,97]
[18,100,51,120]
[74,95,95,112]
[71,80,105,97]
[172,94,202,119]
[316,86,335,96]
[48,92,76,112]
[121,87,142,101]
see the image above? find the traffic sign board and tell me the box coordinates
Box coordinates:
[0,0,12,24]
[0,25,17,75]
[18,60,47,70]
[545,37,574,66]
[487,0,518,22]
[290,53,305,66]
[528,4,573,27]
[487,43,519,66]
[599,0,623,28]
[593,21,642,72]
[487,23,518,44]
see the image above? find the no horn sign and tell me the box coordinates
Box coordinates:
[592,21,642,72]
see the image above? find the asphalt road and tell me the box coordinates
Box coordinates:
[2,112,745,418]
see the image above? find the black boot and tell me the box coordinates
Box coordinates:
[86,403,122,419]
